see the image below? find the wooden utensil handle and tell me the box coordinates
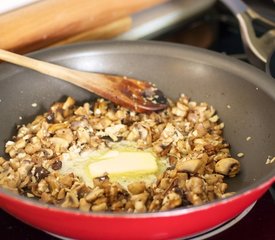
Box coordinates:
[0,49,81,81]
[0,49,119,93]
[0,0,166,53]
[51,17,132,47]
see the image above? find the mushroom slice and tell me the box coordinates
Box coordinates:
[176,159,203,173]
[215,158,240,177]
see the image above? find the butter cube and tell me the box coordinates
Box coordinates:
[88,150,158,177]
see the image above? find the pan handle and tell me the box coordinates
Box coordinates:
[220,0,275,71]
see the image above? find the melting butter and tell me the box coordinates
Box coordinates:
[60,141,170,189]
[88,150,158,178]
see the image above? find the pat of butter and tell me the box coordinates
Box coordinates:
[88,150,158,177]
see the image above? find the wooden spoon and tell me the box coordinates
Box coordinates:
[0,49,167,113]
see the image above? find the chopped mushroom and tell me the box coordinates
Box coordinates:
[0,95,240,212]
[215,158,240,177]
[176,159,203,173]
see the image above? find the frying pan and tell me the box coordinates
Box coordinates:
[0,41,275,239]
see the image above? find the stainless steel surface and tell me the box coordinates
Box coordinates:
[116,0,216,40]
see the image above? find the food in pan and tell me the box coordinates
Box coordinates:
[0,94,240,212]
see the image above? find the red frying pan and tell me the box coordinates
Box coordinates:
[0,40,274,239]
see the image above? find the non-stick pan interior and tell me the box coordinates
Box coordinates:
[0,41,274,194]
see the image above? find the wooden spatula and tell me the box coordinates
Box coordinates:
[0,49,167,113]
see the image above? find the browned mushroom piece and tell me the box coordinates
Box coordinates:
[176,159,203,173]
[215,158,241,177]
[127,181,146,195]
